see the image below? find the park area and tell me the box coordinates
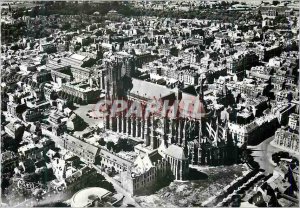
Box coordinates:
[134,164,249,207]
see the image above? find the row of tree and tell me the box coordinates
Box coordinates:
[98,138,134,153]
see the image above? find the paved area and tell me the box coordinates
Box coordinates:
[248,136,277,175]
[74,103,104,128]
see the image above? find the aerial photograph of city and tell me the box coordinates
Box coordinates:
[0,0,299,207]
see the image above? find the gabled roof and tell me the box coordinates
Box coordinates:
[129,78,174,100]
[70,53,87,61]
[148,150,163,164]
[133,154,153,174]
[165,144,187,160]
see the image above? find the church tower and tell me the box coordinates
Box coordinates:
[106,61,123,99]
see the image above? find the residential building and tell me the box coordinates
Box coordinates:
[61,133,99,163]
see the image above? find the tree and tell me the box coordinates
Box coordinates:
[170,47,179,57]
[272,151,290,164]
[10,44,20,51]
[74,42,81,51]
[112,144,120,153]
[106,141,115,151]
[62,22,71,31]
[95,155,102,165]
[116,138,133,152]
[98,138,106,146]
[50,91,58,100]
[274,15,289,25]
[220,1,229,8]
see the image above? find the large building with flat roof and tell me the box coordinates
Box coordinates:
[61,81,101,103]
